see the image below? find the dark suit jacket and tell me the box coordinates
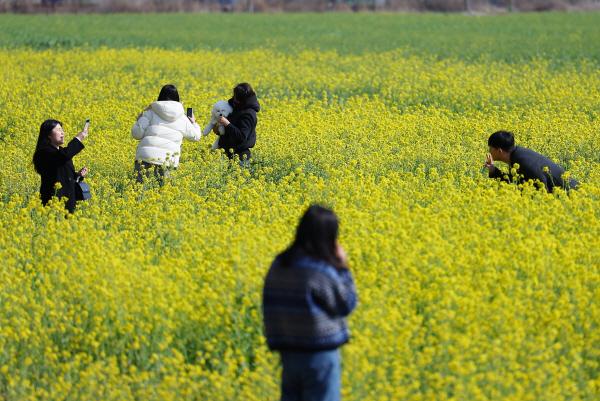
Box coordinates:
[36,139,85,212]
[490,146,580,193]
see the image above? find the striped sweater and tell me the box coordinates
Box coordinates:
[263,255,358,351]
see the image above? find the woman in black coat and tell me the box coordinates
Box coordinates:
[32,119,88,213]
[214,83,260,164]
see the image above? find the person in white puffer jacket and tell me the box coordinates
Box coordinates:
[132,84,202,184]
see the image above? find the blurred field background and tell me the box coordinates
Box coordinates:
[1,12,600,401]
[1,0,600,13]
[1,12,600,60]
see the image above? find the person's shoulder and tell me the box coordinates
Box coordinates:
[151,101,184,122]
[269,256,281,269]
[292,256,339,279]
[516,146,548,159]
[513,147,540,166]
[178,113,194,125]
[247,96,260,110]
[239,108,257,118]
[267,256,289,275]
[37,144,57,155]
[517,146,557,167]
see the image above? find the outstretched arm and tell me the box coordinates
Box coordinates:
[38,138,85,167]
[132,110,153,140]
[183,113,202,142]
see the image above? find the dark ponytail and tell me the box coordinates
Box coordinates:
[233,83,256,106]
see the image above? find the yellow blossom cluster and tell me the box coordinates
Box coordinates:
[0,47,599,400]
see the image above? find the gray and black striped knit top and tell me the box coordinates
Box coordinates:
[263,255,358,351]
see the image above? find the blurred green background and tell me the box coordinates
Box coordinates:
[1,12,599,62]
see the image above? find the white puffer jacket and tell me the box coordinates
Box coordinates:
[131,101,202,168]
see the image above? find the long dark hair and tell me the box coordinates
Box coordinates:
[233,83,256,106]
[33,119,62,174]
[277,205,345,269]
[157,84,180,102]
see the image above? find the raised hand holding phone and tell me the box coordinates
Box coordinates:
[77,118,90,141]
[186,107,196,124]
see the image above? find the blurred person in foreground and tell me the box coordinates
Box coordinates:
[213,83,260,166]
[132,84,202,185]
[484,130,580,193]
[263,205,358,401]
[33,119,88,213]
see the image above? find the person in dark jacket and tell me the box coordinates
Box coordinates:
[214,83,260,164]
[263,205,358,401]
[32,119,88,213]
[484,130,580,193]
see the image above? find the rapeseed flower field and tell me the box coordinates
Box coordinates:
[1,18,600,400]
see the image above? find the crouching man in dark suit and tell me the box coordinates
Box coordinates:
[484,130,580,193]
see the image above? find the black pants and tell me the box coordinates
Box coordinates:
[135,161,175,185]
[225,149,251,163]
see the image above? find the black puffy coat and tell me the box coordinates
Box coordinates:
[218,96,260,161]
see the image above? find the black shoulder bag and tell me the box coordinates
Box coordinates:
[75,177,91,201]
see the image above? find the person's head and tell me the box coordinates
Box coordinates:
[279,205,344,269]
[33,119,63,173]
[157,84,180,102]
[488,130,515,161]
[232,83,255,106]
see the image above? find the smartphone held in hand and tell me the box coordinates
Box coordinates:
[187,108,193,118]
[84,118,90,131]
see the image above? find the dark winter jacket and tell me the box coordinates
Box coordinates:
[263,255,358,352]
[489,146,580,193]
[34,138,85,213]
[218,96,260,161]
